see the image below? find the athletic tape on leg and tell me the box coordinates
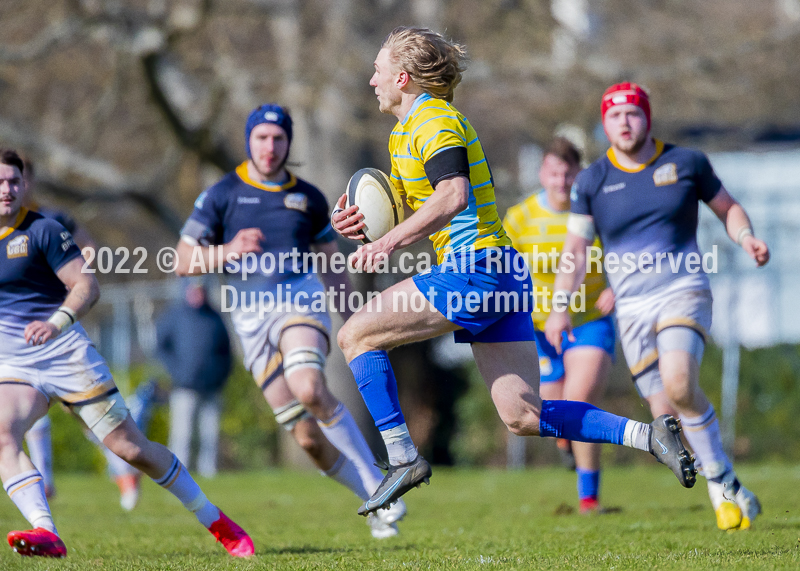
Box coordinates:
[656,327,705,364]
[283,346,326,379]
[273,399,311,431]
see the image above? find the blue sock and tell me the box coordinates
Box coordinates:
[576,468,600,500]
[348,351,405,431]
[539,400,626,445]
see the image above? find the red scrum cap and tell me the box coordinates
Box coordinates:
[601,82,651,130]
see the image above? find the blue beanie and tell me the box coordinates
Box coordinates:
[245,104,293,159]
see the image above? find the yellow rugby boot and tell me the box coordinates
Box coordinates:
[707,476,743,531]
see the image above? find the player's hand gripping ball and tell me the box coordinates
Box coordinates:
[337,168,404,243]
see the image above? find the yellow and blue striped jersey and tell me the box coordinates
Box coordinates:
[388,93,510,263]
[504,191,607,329]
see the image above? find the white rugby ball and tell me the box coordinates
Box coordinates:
[346,168,405,243]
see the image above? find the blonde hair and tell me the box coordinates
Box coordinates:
[382,27,467,103]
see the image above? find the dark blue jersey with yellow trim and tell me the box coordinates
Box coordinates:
[571,140,721,298]
[0,208,81,328]
[181,163,336,287]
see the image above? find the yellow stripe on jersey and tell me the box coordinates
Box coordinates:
[0,208,29,240]
[388,94,510,263]
[236,162,298,192]
[504,191,607,329]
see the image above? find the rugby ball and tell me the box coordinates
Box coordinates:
[346,168,405,243]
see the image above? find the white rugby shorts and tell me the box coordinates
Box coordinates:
[229,275,332,389]
[615,276,712,398]
[0,323,128,440]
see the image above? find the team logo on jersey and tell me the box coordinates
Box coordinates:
[6,235,29,259]
[653,163,678,187]
[570,183,578,202]
[539,356,553,377]
[284,193,308,212]
[237,196,261,205]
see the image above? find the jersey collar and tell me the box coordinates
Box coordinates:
[606,139,664,173]
[537,190,568,214]
[401,93,433,125]
[236,162,297,192]
[0,207,28,240]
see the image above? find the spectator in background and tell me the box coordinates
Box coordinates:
[156,279,231,478]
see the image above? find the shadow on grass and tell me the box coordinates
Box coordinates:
[259,544,416,556]
[763,520,800,530]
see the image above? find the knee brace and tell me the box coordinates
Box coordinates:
[282,346,326,380]
[272,399,312,431]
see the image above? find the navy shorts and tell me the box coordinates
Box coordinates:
[412,247,535,344]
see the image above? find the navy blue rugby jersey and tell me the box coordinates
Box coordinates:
[181,163,336,284]
[571,140,721,298]
[0,208,82,328]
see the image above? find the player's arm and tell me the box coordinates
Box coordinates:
[73,226,97,261]
[345,176,468,271]
[312,240,357,321]
[544,214,595,353]
[24,257,100,345]
[376,134,473,252]
[706,186,769,267]
[175,229,265,276]
[382,175,468,250]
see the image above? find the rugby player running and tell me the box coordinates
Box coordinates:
[546,83,768,531]
[332,27,696,517]
[504,137,616,513]
[0,150,253,558]
[175,105,405,538]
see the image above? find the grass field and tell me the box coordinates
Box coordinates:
[1,462,798,570]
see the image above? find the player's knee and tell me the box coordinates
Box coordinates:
[664,381,695,409]
[291,374,328,410]
[336,321,357,358]
[661,370,696,408]
[283,346,329,410]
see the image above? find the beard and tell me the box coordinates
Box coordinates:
[614,131,648,155]
[253,154,288,180]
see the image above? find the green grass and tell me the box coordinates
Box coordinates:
[1,462,799,570]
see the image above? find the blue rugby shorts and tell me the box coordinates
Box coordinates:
[412,246,535,344]
[533,315,616,383]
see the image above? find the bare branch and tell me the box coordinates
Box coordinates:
[0,19,81,62]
